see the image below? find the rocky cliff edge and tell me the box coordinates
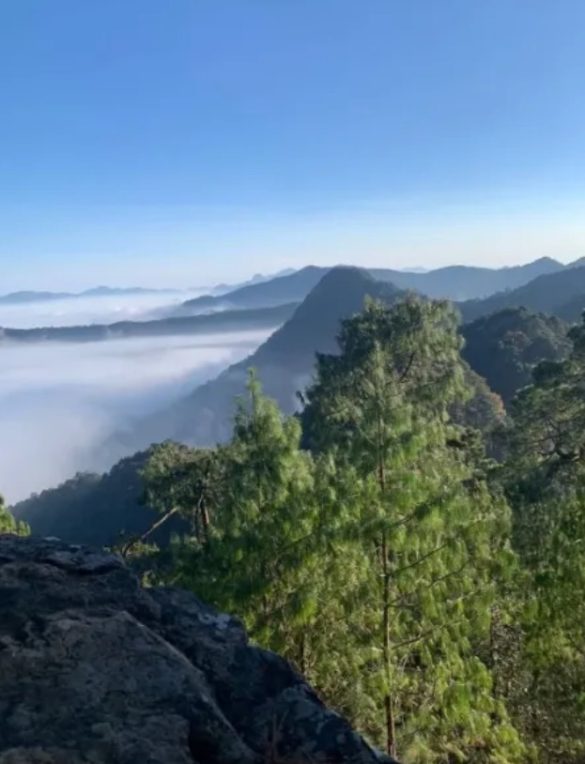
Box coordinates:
[0,535,396,764]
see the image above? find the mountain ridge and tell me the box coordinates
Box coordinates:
[459,264,585,322]
[107,267,403,454]
[175,257,566,315]
[0,303,297,344]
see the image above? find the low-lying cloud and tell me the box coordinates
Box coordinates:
[0,327,273,504]
[0,292,198,329]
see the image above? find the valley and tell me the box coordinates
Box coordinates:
[6,258,579,518]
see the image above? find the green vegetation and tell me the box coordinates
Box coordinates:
[459,264,585,323]
[501,319,585,761]
[461,307,570,404]
[11,451,186,548]
[0,494,28,535]
[109,295,585,764]
[11,289,585,762]
[108,267,524,455]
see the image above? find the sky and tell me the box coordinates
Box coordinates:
[2,0,585,290]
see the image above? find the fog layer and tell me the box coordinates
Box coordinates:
[0,328,273,503]
[0,292,198,329]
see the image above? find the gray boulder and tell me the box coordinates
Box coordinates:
[0,535,397,764]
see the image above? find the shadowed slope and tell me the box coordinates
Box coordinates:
[459,265,585,323]
[115,268,403,451]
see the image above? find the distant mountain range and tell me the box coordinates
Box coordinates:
[108,268,402,454]
[459,263,585,323]
[174,257,566,315]
[2,257,573,310]
[176,266,327,315]
[0,286,182,305]
[0,270,300,306]
[371,257,562,300]
[0,303,296,344]
[208,268,296,295]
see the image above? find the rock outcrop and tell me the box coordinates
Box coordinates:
[0,535,397,764]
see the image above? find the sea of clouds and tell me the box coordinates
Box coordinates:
[0,294,274,503]
[0,292,194,329]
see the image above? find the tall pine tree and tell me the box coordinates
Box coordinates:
[303,297,521,762]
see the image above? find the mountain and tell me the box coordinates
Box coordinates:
[11,449,186,548]
[0,258,567,309]
[176,265,327,314]
[370,256,562,300]
[0,303,296,344]
[18,267,506,543]
[175,258,565,316]
[111,266,506,457]
[14,268,406,540]
[110,267,404,452]
[556,293,585,322]
[208,267,297,295]
[81,286,181,297]
[0,286,182,305]
[461,307,571,404]
[459,265,585,323]
[0,290,72,304]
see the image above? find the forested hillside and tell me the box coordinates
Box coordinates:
[461,307,570,404]
[108,267,509,456]
[139,299,585,763]
[12,271,502,549]
[12,450,186,548]
[9,292,585,762]
[109,267,403,451]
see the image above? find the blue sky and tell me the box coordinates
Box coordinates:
[2,0,585,289]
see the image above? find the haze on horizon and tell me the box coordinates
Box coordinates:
[2,1,585,290]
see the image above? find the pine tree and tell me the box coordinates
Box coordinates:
[303,297,522,762]
[141,441,222,544]
[145,300,525,762]
[167,373,325,660]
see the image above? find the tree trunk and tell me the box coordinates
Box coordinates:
[201,502,210,541]
[377,406,396,758]
[299,630,307,676]
[381,529,397,759]
[121,506,180,558]
[384,693,397,759]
